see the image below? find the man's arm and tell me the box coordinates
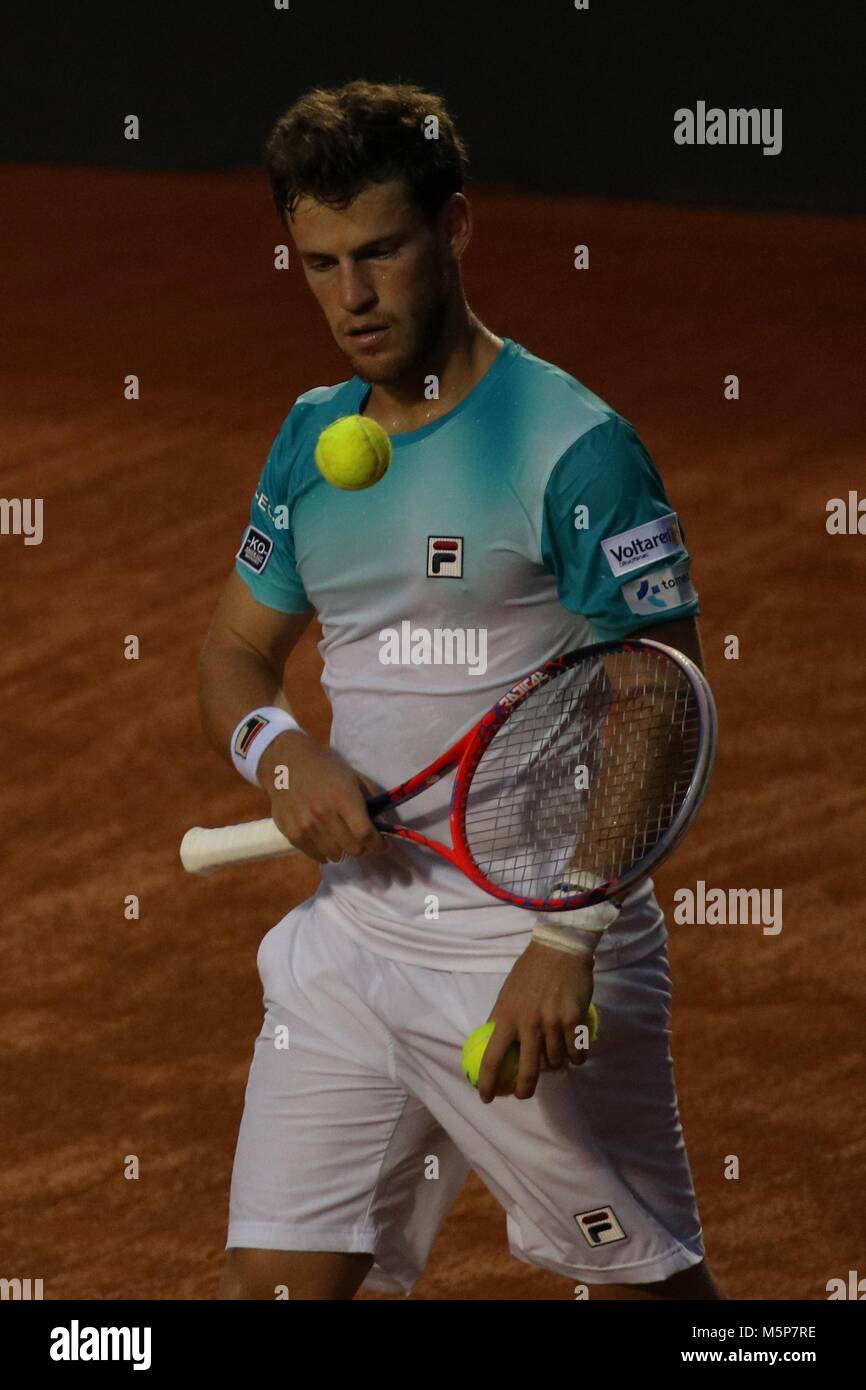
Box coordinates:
[562,610,707,879]
[478,613,707,1104]
[197,571,384,863]
[627,613,705,672]
[198,570,314,756]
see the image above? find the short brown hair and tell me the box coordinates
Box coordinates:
[264,79,469,222]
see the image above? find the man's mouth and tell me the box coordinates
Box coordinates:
[346,325,390,347]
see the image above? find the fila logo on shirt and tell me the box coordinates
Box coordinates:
[574,1206,627,1247]
[601,513,682,577]
[427,535,463,578]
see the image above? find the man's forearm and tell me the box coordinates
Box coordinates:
[567,629,702,885]
[197,642,306,770]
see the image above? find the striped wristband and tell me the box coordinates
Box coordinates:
[531,874,622,959]
[230,706,302,788]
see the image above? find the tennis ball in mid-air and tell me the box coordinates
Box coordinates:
[314,414,392,490]
[462,1004,600,1094]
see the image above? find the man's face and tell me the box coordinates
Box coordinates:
[289,179,458,383]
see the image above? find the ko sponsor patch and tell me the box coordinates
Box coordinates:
[621,557,697,615]
[236,525,273,574]
[601,512,683,576]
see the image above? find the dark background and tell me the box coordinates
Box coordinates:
[1,0,862,212]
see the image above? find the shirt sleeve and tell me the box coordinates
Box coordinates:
[540,413,700,641]
[233,422,315,614]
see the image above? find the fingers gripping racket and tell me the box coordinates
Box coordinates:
[181,639,717,912]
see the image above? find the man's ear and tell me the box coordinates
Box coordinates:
[438,192,472,260]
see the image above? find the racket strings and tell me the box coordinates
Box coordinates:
[463,651,700,899]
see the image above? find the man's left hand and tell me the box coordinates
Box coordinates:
[477,941,596,1103]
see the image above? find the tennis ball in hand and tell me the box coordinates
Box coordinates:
[462,1023,520,1096]
[462,1004,600,1095]
[315,414,392,490]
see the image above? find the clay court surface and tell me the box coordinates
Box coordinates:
[2,166,863,1299]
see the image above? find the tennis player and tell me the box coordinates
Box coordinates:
[199,80,726,1301]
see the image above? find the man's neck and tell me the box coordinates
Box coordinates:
[362,312,504,435]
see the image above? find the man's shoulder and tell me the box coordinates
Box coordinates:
[509,339,617,417]
[281,375,365,438]
[502,341,647,503]
[507,340,634,461]
[293,378,357,411]
[265,375,367,475]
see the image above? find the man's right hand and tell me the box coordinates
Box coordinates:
[258,731,387,865]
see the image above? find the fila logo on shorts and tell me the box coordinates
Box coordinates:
[236,525,273,574]
[234,713,270,760]
[427,535,463,578]
[601,513,682,577]
[574,1206,628,1246]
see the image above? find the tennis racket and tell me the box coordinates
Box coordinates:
[180,638,717,912]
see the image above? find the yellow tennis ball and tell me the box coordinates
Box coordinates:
[462,1023,520,1095]
[586,1001,600,1043]
[314,414,392,490]
[462,1004,600,1093]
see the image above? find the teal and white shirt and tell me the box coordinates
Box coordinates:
[235,337,700,971]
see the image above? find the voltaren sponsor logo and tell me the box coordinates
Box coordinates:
[601,513,683,576]
[609,524,680,568]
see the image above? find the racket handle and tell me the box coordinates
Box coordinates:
[180,818,299,876]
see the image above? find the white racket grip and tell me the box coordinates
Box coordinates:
[180,818,299,876]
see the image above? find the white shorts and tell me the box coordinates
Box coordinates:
[226,896,705,1295]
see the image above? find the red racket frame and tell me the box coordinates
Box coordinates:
[363,638,717,911]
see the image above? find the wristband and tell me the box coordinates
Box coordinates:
[230,706,303,788]
[530,874,621,959]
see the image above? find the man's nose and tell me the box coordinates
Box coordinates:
[337,264,377,314]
